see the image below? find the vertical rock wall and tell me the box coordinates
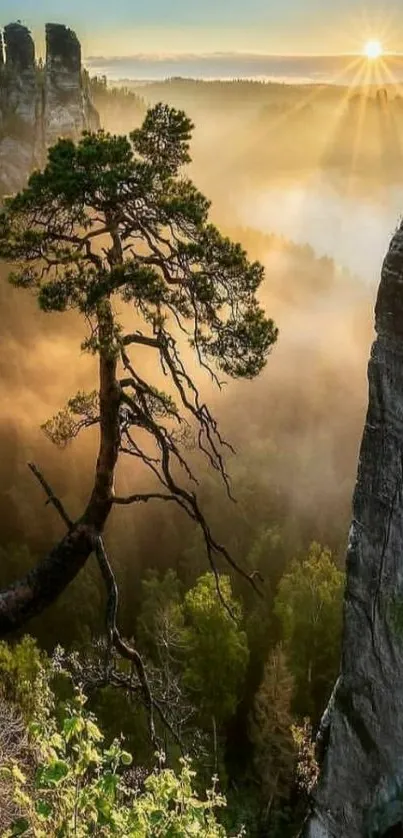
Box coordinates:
[0,23,40,194]
[0,22,99,196]
[303,223,403,837]
[44,23,99,149]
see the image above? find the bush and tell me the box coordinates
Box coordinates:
[0,669,243,836]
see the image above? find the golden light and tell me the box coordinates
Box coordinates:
[364,40,383,60]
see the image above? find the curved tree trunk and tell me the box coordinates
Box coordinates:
[0,300,121,634]
[303,223,403,837]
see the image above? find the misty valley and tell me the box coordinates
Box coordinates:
[0,16,403,838]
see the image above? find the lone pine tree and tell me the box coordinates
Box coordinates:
[0,105,277,715]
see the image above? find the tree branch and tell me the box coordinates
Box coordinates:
[25,462,182,751]
[28,462,74,530]
[113,493,185,506]
[94,536,184,753]
[122,334,162,349]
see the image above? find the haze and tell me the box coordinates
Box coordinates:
[3,60,401,596]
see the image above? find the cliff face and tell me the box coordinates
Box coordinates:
[0,22,99,196]
[44,24,99,148]
[0,24,40,195]
[303,223,403,836]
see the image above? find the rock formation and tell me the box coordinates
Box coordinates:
[0,22,99,196]
[44,23,99,149]
[0,23,39,195]
[303,222,403,836]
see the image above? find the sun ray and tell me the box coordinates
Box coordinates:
[382,54,403,98]
[345,58,374,198]
[241,57,371,254]
[222,15,399,255]
[374,58,403,170]
[317,58,370,171]
[214,53,365,195]
[238,54,366,175]
[260,55,364,136]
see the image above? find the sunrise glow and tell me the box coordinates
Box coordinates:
[364,40,383,60]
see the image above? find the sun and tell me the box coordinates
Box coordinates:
[364,40,383,60]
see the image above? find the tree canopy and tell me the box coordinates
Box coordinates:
[274,543,344,721]
[181,572,249,727]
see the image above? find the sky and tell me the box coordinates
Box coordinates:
[1,0,403,58]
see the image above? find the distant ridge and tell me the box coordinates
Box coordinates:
[85,52,403,84]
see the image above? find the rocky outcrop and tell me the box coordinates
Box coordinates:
[0,23,40,194]
[303,223,403,836]
[0,22,99,196]
[44,24,99,148]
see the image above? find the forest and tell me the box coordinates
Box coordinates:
[0,53,398,837]
[90,75,403,186]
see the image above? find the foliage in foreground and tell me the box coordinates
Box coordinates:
[0,539,343,836]
[1,687,243,837]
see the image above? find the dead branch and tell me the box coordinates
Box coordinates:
[28,462,74,530]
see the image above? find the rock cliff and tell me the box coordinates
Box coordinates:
[0,23,39,195]
[0,22,99,195]
[303,222,403,836]
[44,23,99,149]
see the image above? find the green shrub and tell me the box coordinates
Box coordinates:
[2,687,243,836]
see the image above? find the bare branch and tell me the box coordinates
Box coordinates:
[94,536,185,752]
[28,462,74,530]
[123,334,162,349]
[119,390,262,613]
[24,462,176,754]
[113,492,186,506]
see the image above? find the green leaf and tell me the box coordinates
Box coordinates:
[86,719,103,742]
[37,758,69,787]
[99,771,119,797]
[11,818,30,835]
[63,715,84,741]
[36,799,53,818]
[50,732,64,750]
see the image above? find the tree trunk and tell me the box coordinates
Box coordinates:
[212,714,218,776]
[302,222,403,836]
[0,300,121,634]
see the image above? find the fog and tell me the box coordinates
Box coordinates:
[0,77,399,604]
[240,177,402,281]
